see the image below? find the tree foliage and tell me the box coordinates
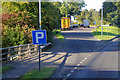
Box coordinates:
[103,1,120,27]
[2,2,86,48]
[1,2,62,47]
[75,9,100,26]
[59,1,85,16]
[41,2,61,42]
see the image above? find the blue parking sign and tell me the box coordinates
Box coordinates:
[32,30,47,44]
[94,21,96,24]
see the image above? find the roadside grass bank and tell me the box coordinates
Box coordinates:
[52,29,64,40]
[90,25,95,27]
[1,65,12,74]
[19,67,56,80]
[92,26,119,41]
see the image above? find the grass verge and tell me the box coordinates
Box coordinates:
[52,29,64,40]
[1,65,12,74]
[92,26,119,40]
[19,67,56,80]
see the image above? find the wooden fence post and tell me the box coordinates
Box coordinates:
[34,45,38,54]
[7,48,10,61]
[18,46,22,59]
[27,44,31,57]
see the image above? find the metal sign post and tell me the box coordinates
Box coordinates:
[94,21,96,28]
[32,30,47,72]
[107,26,108,35]
[38,45,41,72]
[101,25,109,38]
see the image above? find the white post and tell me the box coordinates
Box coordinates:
[39,0,41,30]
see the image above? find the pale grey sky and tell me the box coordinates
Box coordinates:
[82,0,106,11]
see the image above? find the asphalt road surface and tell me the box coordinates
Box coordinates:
[67,38,118,79]
[52,27,119,79]
[2,27,118,80]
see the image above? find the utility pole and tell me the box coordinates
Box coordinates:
[39,0,41,30]
[66,0,68,17]
[101,0,103,37]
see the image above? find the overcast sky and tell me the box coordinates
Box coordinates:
[82,0,106,11]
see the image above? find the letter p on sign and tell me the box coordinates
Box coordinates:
[32,30,47,44]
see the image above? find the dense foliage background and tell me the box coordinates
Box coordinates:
[75,9,101,26]
[1,2,85,48]
[102,1,120,27]
[1,1,120,48]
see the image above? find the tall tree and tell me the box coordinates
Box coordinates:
[103,2,117,18]
[59,1,85,17]
[103,1,120,26]
[89,9,100,25]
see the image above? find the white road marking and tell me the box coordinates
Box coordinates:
[74,67,77,69]
[63,53,93,80]
[85,58,87,60]
[71,70,74,73]
[63,78,66,80]
[80,62,83,63]
[67,73,71,77]
[77,64,80,66]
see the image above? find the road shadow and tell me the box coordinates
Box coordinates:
[2,27,119,79]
